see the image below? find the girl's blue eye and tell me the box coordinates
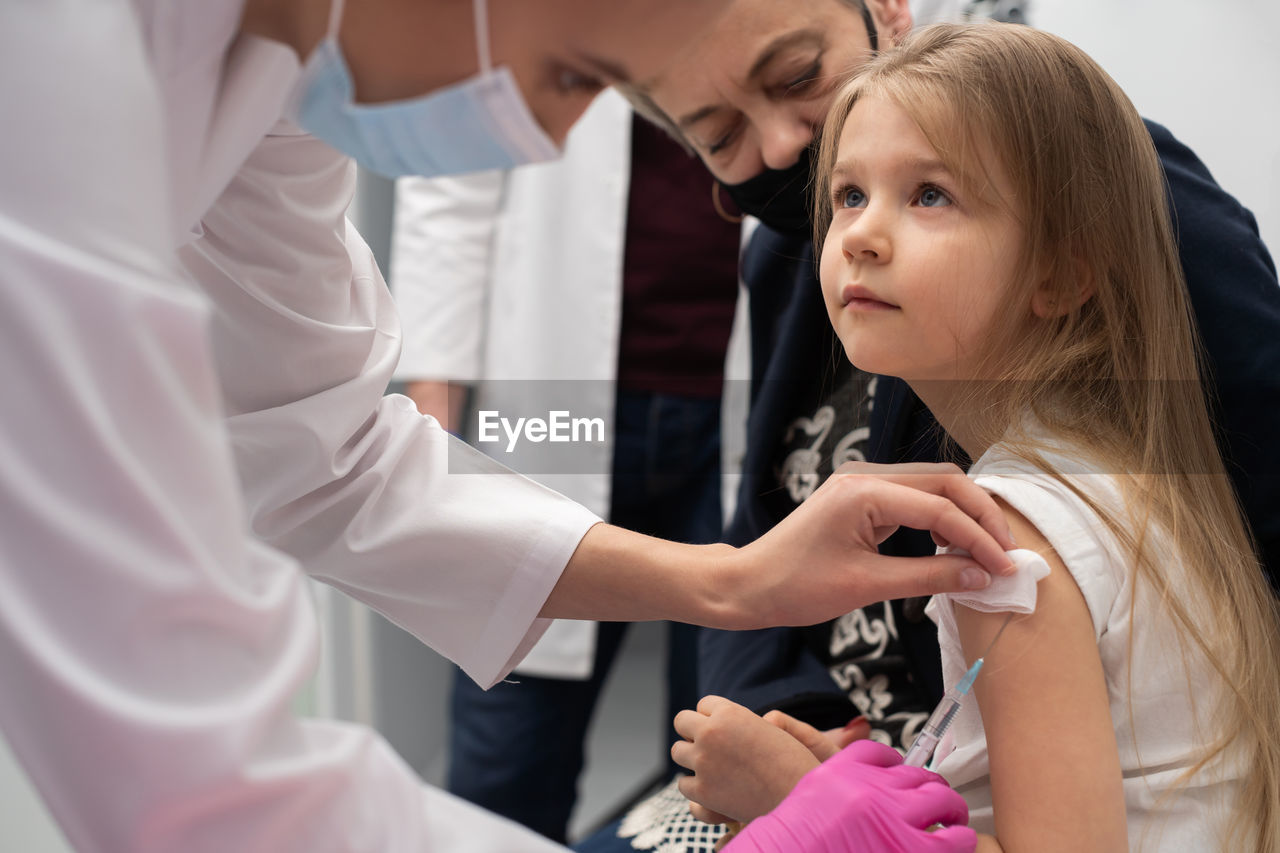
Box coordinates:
[841,187,866,208]
[917,185,952,207]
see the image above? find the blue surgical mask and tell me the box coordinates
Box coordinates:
[288,0,560,178]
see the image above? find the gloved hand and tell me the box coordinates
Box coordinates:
[722,740,976,853]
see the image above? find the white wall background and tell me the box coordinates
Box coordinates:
[1030,0,1280,258]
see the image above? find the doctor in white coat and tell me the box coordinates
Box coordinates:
[0,0,1012,850]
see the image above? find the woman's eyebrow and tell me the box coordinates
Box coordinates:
[678,104,724,131]
[747,30,825,80]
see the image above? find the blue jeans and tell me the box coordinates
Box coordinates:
[572,818,631,853]
[447,390,723,843]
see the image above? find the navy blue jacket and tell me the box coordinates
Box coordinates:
[701,121,1280,726]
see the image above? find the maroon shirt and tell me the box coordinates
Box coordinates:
[615,116,742,398]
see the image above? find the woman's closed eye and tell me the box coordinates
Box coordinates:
[706,119,744,156]
[779,58,824,97]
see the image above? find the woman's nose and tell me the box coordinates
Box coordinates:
[757,113,815,171]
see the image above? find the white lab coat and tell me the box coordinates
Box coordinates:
[0,1,595,850]
[392,91,629,678]
[391,91,750,677]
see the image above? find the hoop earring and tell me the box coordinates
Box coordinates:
[711,181,745,224]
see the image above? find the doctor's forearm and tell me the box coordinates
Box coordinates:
[543,464,1020,631]
[543,523,743,628]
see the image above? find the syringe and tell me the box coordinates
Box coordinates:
[902,613,1014,768]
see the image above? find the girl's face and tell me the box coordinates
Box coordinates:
[818,96,1026,382]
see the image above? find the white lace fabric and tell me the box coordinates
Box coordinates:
[615,778,730,853]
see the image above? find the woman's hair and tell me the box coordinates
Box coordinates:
[814,22,1280,851]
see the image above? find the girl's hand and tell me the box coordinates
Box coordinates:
[766,711,872,760]
[672,696,821,824]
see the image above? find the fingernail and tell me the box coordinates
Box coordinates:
[844,715,869,731]
[961,568,991,590]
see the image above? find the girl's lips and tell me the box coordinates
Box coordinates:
[841,283,898,311]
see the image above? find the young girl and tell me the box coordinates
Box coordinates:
[808,21,1280,852]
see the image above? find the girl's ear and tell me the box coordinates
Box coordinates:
[865,0,913,47]
[1032,257,1096,318]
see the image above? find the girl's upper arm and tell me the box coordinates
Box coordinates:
[958,497,1127,853]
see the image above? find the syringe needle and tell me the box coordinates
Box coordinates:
[902,612,1018,768]
[979,612,1016,661]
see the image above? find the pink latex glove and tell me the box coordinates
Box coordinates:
[722,740,976,853]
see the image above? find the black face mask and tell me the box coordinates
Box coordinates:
[719,147,817,238]
[718,2,879,239]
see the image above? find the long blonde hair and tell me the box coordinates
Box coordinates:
[814,22,1280,851]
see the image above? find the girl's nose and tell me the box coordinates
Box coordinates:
[840,206,892,263]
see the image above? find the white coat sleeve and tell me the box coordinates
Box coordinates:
[390,171,506,382]
[177,125,600,689]
[0,3,572,851]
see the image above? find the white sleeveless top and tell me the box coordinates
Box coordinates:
[926,443,1246,851]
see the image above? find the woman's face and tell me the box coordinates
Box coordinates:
[643,0,913,184]
[486,0,736,144]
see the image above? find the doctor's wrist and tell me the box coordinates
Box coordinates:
[685,542,751,630]
[545,524,740,627]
